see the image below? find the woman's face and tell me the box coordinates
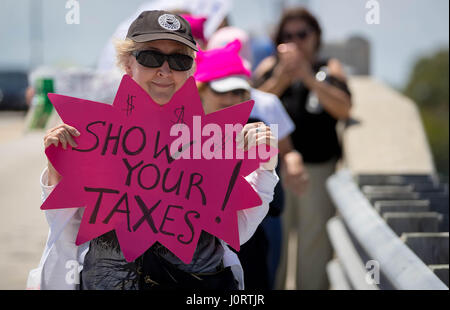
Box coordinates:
[125,40,194,105]
[201,86,249,114]
[281,19,318,61]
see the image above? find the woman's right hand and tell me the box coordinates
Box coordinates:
[275,43,313,84]
[43,124,80,185]
[44,124,80,149]
[282,150,309,197]
[274,43,301,78]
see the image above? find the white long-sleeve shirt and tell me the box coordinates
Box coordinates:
[27,167,278,290]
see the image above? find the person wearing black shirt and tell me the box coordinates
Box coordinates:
[253,7,352,290]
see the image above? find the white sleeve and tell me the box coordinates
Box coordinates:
[40,168,80,235]
[250,89,295,140]
[270,97,295,140]
[40,167,55,202]
[40,167,61,227]
[34,168,88,290]
[237,168,279,245]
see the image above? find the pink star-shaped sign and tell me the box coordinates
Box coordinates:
[41,75,277,264]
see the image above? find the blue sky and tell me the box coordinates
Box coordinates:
[0,0,448,88]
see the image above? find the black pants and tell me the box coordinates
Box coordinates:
[234,226,270,289]
[139,248,238,290]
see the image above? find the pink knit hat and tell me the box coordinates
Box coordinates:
[181,14,207,44]
[194,40,251,92]
[207,26,253,70]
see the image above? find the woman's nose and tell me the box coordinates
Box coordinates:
[222,93,240,105]
[157,61,171,76]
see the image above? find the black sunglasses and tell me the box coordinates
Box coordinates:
[281,29,312,42]
[132,50,194,71]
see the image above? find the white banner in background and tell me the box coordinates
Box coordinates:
[97,0,233,71]
[187,0,233,38]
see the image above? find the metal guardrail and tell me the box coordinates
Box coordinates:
[327,216,378,290]
[326,169,448,290]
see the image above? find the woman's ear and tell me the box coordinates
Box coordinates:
[124,56,133,77]
[189,60,197,77]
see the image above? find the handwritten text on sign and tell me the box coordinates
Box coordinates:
[41,75,277,263]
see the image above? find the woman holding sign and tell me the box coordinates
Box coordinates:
[28,10,278,290]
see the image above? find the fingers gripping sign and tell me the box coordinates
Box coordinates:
[44,124,81,185]
[44,124,80,149]
[236,122,278,171]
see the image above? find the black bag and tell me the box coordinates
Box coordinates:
[139,248,238,290]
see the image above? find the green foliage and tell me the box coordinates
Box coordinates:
[404,49,449,177]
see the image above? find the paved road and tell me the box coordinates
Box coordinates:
[0,112,48,289]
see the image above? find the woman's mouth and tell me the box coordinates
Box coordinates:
[152,82,173,88]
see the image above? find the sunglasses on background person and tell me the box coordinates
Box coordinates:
[132,50,194,71]
[281,28,313,43]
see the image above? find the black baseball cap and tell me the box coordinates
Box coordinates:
[126,10,198,51]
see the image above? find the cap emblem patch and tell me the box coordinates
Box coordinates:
[158,14,181,31]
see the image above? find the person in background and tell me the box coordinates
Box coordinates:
[181,14,208,49]
[196,38,307,289]
[253,7,352,290]
[207,27,308,197]
[207,27,308,289]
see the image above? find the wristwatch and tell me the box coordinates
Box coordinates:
[315,66,328,82]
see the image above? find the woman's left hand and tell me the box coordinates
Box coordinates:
[293,50,314,83]
[236,122,278,171]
